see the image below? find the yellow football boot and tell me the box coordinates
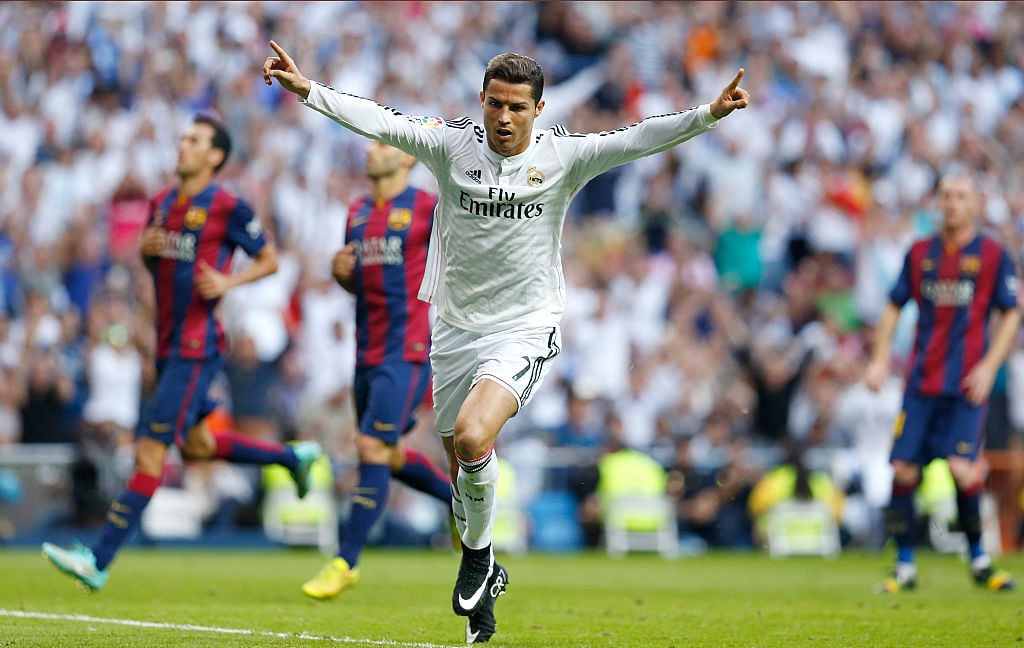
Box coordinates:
[302,557,360,600]
[974,566,1015,592]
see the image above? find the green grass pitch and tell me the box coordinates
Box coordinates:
[1,547,1023,647]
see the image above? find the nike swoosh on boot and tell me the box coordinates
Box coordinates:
[457,580,488,612]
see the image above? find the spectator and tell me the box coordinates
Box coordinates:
[17,345,76,444]
[78,321,142,502]
[668,410,759,549]
[0,367,23,447]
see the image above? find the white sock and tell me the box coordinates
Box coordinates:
[456,448,499,550]
[971,555,991,572]
[895,562,917,580]
[450,484,467,538]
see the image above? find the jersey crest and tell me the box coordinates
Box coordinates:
[184,206,207,230]
[959,255,980,274]
[527,166,545,187]
[388,208,412,231]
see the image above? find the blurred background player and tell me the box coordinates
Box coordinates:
[41,114,322,591]
[301,141,452,600]
[865,172,1021,593]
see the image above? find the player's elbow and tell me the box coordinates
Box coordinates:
[1007,305,1023,324]
[257,244,280,276]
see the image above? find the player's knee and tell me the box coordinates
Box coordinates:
[947,457,980,489]
[134,437,168,477]
[355,433,391,464]
[892,461,920,486]
[452,421,493,460]
[180,426,215,460]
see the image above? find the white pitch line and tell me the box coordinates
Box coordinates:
[0,609,460,648]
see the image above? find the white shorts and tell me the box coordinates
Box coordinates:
[430,320,561,437]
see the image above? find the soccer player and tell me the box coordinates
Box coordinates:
[42,115,323,591]
[263,41,748,643]
[864,172,1021,593]
[300,141,454,600]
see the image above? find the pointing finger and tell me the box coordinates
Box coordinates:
[727,68,745,91]
[269,40,294,68]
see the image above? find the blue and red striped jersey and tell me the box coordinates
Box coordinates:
[346,186,436,367]
[890,233,1019,396]
[146,183,268,360]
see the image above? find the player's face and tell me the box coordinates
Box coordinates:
[481,79,544,157]
[937,176,979,233]
[175,123,219,179]
[365,140,411,179]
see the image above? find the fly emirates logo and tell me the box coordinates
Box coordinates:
[161,231,197,262]
[921,278,974,306]
[460,187,544,219]
[355,236,404,266]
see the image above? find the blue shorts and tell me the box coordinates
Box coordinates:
[353,361,430,445]
[138,358,221,446]
[890,393,988,466]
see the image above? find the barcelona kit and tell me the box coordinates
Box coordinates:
[888,234,1019,462]
[141,183,268,444]
[347,187,436,443]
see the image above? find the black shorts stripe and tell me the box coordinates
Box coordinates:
[521,327,560,403]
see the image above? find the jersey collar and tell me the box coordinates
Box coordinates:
[483,131,535,168]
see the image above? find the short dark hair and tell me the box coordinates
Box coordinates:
[483,53,544,104]
[194,114,232,172]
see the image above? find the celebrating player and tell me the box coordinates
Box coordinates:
[263,41,748,643]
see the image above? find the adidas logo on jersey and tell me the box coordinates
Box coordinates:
[465,169,482,184]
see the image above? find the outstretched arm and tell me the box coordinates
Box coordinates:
[262,41,445,162]
[709,69,751,119]
[263,40,311,99]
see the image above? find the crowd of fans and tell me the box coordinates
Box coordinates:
[2,1,1024,552]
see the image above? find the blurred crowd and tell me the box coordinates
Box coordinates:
[3,1,1024,551]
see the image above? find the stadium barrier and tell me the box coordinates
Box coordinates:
[0,444,75,542]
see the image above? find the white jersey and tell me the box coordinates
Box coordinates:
[302,83,719,333]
